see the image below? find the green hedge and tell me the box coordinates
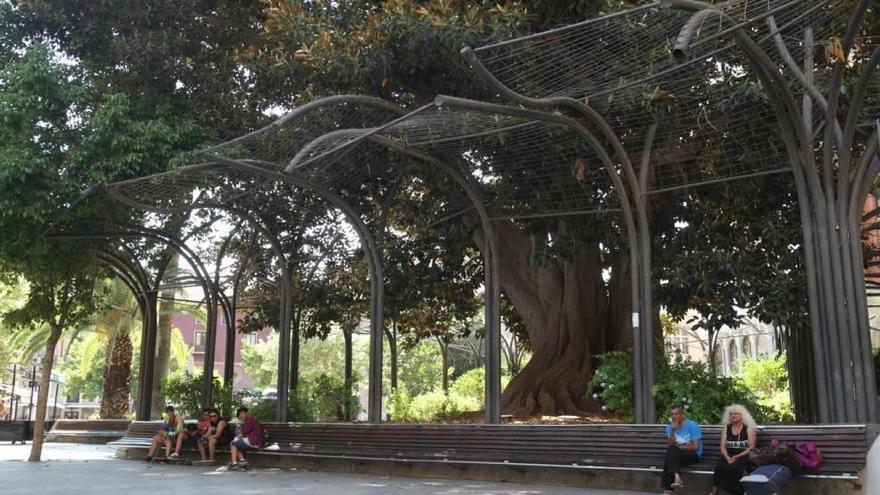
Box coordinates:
[588,352,773,424]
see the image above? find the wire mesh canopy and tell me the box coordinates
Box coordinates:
[468,0,871,192]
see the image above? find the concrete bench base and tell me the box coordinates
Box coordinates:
[114,445,865,494]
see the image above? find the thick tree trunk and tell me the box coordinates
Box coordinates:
[151,254,178,414]
[100,328,133,419]
[606,251,633,353]
[28,324,62,462]
[483,220,605,416]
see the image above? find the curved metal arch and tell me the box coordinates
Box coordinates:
[669,0,879,422]
[202,94,408,159]
[94,222,222,412]
[349,132,503,422]
[211,219,244,386]
[460,45,656,422]
[96,248,158,420]
[97,250,149,324]
[194,202,297,396]
[280,102,507,421]
[136,156,388,422]
[106,162,381,421]
[432,94,652,419]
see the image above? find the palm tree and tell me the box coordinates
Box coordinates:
[92,279,139,418]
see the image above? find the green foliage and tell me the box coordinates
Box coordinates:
[248,391,316,423]
[386,388,414,422]
[447,367,511,412]
[740,355,789,398]
[163,372,248,420]
[589,352,771,424]
[410,391,457,420]
[588,352,635,416]
[740,355,794,422]
[387,367,512,422]
[240,332,279,390]
[394,340,445,397]
[56,333,107,401]
[309,372,361,421]
[652,355,768,424]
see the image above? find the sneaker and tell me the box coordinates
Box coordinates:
[145,456,152,463]
[168,452,179,459]
[238,460,250,469]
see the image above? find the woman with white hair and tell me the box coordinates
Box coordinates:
[709,404,758,495]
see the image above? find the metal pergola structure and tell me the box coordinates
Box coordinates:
[53,0,879,424]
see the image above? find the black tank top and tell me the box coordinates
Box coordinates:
[725,424,749,455]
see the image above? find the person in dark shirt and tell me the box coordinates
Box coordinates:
[227,407,263,470]
[709,404,758,495]
[205,408,232,463]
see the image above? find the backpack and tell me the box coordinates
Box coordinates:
[791,441,823,470]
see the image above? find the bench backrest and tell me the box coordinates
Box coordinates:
[50,419,131,432]
[116,421,868,475]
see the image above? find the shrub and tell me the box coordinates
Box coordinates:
[448,367,484,411]
[740,355,793,422]
[248,390,315,423]
[386,387,414,422]
[308,372,360,421]
[409,391,453,420]
[386,368,515,422]
[163,372,248,419]
[589,351,770,424]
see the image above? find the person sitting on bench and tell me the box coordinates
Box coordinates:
[228,407,263,470]
[661,403,703,494]
[171,408,212,461]
[146,406,184,462]
[205,408,231,462]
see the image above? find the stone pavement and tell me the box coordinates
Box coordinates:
[0,443,657,495]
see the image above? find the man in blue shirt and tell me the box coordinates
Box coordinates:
[661,404,703,493]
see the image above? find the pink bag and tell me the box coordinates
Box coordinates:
[792,441,823,470]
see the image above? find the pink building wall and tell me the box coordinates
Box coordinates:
[171,312,273,391]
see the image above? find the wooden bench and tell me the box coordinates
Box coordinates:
[46,419,131,444]
[110,420,232,453]
[0,421,29,443]
[112,422,872,492]
[0,420,55,443]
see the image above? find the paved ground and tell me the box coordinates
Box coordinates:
[0,443,656,495]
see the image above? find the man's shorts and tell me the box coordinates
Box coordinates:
[230,438,257,452]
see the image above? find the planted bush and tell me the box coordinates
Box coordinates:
[163,372,248,419]
[248,390,315,423]
[588,352,771,424]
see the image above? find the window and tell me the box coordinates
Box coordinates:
[742,336,752,359]
[728,340,739,375]
[243,334,258,345]
[195,332,206,353]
